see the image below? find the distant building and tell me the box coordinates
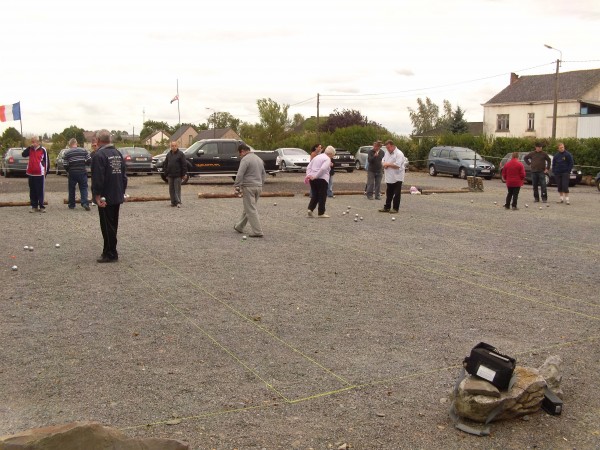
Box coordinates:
[483,68,600,138]
[194,128,240,141]
[171,125,198,148]
[144,130,171,147]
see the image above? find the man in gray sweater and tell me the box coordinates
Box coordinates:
[524,142,551,203]
[233,143,266,237]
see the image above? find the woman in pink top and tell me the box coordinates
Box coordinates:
[305,146,335,218]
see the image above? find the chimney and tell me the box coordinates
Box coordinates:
[510,72,519,85]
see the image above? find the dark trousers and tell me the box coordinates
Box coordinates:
[68,172,89,208]
[98,204,120,259]
[28,175,45,209]
[531,172,547,201]
[384,181,403,210]
[308,178,328,215]
[505,186,521,208]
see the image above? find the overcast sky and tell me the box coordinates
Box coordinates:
[2,0,599,140]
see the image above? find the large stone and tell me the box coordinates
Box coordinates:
[538,355,564,398]
[453,366,546,423]
[462,378,501,398]
[0,421,189,450]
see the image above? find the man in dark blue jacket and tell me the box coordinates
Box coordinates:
[91,130,127,263]
[551,142,574,205]
[64,138,91,210]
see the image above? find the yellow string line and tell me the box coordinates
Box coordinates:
[121,334,600,430]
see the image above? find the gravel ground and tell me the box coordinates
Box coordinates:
[1,170,599,449]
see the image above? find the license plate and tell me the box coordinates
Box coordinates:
[570,175,576,179]
[341,163,349,167]
[481,169,490,173]
[136,157,146,161]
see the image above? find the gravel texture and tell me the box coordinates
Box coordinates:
[1,170,599,449]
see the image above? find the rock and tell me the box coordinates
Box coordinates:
[538,355,564,398]
[0,421,190,450]
[453,367,546,423]
[462,377,501,398]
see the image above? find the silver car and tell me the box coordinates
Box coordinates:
[354,145,373,170]
[275,147,310,172]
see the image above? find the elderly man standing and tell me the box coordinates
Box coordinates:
[163,141,188,207]
[91,130,128,262]
[64,138,91,210]
[22,136,50,212]
[233,143,266,237]
[366,140,384,200]
[379,140,407,213]
[306,145,335,218]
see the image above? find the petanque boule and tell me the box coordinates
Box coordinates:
[273,202,277,206]
[55,244,60,248]
[392,217,396,221]
[354,218,358,222]
[494,201,497,205]
[525,204,529,208]
[347,206,351,209]
[242,235,247,240]
[28,247,33,252]
[23,246,29,250]
[360,217,363,220]
[342,211,347,215]
[101,197,106,202]
[11,265,18,271]
[355,213,359,217]
[539,206,543,210]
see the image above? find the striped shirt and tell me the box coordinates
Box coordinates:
[64,147,91,174]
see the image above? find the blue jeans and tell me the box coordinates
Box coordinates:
[531,172,547,201]
[68,171,89,208]
[327,175,334,197]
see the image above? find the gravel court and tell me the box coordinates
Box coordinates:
[1,173,600,448]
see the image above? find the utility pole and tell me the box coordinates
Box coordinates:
[316,93,320,143]
[544,44,562,139]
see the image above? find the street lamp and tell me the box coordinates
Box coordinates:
[205,107,216,138]
[544,44,562,139]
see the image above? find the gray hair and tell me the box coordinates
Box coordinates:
[96,129,112,145]
[68,138,78,147]
[324,145,336,157]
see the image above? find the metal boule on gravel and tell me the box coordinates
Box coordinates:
[28,247,33,252]
[392,217,396,221]
[354,218,358,222]
[24,246,29,250]
[11,265,18,271]
[55,244,60,248]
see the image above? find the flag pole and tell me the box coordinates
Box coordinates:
[176,79,181,126]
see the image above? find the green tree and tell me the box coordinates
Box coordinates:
[207,112,241,133]
[255,98,291,149]
[449,106,469,134]
[0,127,23,150]
[408,97,440,136]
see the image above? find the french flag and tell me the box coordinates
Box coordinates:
[0,102,21,122]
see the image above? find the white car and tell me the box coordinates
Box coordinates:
[275,148,310,172]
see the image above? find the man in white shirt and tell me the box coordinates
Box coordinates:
[379,140,407,213]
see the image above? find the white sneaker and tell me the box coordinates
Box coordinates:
[318,214,330,218]
[307,209,313,217]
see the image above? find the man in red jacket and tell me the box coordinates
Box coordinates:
[22,136,50,212]
[501,152,526,210]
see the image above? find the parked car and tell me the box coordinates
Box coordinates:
[55,148,94,176]
[596,171,600,191]
[333,149,355,172]
[1,147,27,177]
[152,149,169,172]
[118,147,153,174]
[354,145,373,170]
[498,152,582,186]
[160,139,278,184]
[427,146,495,179]
[275,147,310,172]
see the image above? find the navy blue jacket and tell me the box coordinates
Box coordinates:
[552,150,574,174]
[91,145,127,205]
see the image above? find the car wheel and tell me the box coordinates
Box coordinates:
[484,176,492,180]
[280,161,286,172]
[545,173,552,186]
[355,160,361,170]
[459,167,467,179]
[428,165,437,176]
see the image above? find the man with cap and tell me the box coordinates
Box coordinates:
[524,142,551,203]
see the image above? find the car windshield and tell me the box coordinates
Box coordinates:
[283,148,307,155]
[8,149,25,156]
[455,149,483,160]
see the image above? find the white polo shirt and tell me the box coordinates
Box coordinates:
[382,147,407,183]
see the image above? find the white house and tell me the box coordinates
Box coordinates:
[144,130,171,147]
[483,69,600,138]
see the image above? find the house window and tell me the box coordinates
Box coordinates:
[496,114,509,131]
[527,113,535,131]
[188,135,193,145]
